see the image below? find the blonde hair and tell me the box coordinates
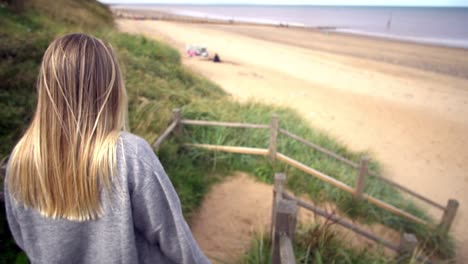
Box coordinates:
[8,33,127,221]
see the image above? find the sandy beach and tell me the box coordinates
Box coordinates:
[117,18,468,261]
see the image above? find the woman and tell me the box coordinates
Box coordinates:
[4,33,210,264]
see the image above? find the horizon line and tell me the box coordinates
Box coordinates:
[102,2,468,8]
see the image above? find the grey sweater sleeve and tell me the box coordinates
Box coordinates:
[4,166,25,251]
[128,136,210,264]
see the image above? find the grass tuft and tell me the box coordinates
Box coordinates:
[240,223,392,264]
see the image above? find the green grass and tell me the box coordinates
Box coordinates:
[240,223,440,264]
[240,224,392,264]
[159,101,454,259]
[0,0,455,262]
[0,0,114,156]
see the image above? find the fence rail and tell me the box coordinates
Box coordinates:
[277,153,430,226]
[188,143,431,227]
[283,192,400,251]
[279,128,358,168]
[151,109,458,232]
[271,173,429,264]
[153,119,178,149]
[280,128,446,211]
[0,109,458,237]
[185,144,269,156]
[181,119,270,129]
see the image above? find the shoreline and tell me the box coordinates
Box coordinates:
[111,9,468,80]
[111,6,468,50]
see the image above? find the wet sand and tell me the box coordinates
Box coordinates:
[117,19,468,261]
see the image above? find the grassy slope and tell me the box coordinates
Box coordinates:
[0,0,115,262]
[0,0,454,262]
[240,225,394,264]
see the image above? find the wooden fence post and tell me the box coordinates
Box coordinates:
[269,114,279,160]
[354,156,368,201]
[398,233,418,257]
[272,198,297,264]
[271,173,286,237]
[440,199,459,232]
[172,108,182,137]
[280,233,296,264]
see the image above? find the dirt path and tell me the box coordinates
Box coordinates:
[190,173,400,263]
[190,173,272,263]
[117,19,468,261]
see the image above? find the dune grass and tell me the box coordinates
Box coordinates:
[156,101,454,259]
[0,0,455,262]
[240,224,393,264]
[241,223,437,264]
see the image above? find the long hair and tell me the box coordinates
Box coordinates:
[8,33,128,221]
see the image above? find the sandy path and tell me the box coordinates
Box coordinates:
[190,173,273,263]
[191,173,400,263]
[117,19,468,261]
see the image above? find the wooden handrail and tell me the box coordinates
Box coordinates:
[153,119,178,149]
[279,129,358,168]
[181,119,269,129]
[282,192,400,252]
[181,119,446,213]
[142,111,457,231]
[282,192,431,263]
[279,129,446,211]
[276,153,431,227]
[184,144,269,156]
[276,153,355,193]
[367,170,446,211]
[187,143,431,227]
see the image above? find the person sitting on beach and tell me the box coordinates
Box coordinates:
[4,33,210,264]
[213,53,221,63]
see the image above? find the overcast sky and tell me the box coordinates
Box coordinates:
[99,0,468,7]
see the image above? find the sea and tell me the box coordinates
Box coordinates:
[115,4,468,49]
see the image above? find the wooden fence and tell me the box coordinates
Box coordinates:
[154,109,459,232]
[0,108,459,240]
[270,173,428,264]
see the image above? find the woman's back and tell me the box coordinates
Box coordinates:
[4,33,210,264]
[6,132,209,263]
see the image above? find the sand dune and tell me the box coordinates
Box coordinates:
[117,19,468,261]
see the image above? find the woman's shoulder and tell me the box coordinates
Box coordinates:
[119,131,150,148]
[117,132,156,164]
[117,132,166,192]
